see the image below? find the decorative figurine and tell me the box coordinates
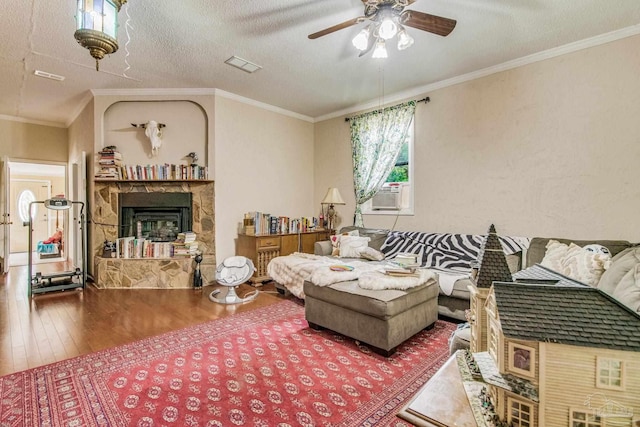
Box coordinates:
[193,253,203,288]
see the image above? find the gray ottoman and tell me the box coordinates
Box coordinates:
[303,279,439,356]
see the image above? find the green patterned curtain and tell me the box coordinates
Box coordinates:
[349,100,416,227]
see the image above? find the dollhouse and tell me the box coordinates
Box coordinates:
[468,227,640,427]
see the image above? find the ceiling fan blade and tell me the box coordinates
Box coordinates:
[308,17,364,39]
[401,10,456,37]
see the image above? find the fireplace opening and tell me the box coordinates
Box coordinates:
[119,193,192,242]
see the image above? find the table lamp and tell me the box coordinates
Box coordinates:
[321,187,345,232]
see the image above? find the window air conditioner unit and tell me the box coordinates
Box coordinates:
[371,186,401,210]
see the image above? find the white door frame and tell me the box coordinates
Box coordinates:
[0,156,9,273]
[5,159,68,266]
[70,152,87,267]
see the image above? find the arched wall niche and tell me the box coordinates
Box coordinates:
[102,100,209,167]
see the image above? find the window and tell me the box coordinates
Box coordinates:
[363,119,414,215]
[508,342,536,378]
[18,189,36,223]
[570,410,602,427]
[385,138,409,183]
[597,358,625,390]
[488,320,500,362]
[508,397,532,427]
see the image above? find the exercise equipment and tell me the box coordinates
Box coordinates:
[209,256,259,304]
[27,198,87,297]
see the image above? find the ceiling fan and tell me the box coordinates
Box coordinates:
[308,0,456,58]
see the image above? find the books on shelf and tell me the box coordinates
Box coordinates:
[95,146,123,180]
[96,160,209,181]
[114,231,199,259]
[119,164,208,181]
[242,212,320,235]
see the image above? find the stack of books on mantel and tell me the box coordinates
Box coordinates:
[95,146,123,179]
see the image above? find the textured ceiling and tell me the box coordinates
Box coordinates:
[1,0,639,126]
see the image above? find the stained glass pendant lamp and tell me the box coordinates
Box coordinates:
[74,0,127,71]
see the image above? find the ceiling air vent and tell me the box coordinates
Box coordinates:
[34,70,65,81]
[224,56,262,73]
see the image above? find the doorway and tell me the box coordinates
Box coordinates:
[7,161,67,267]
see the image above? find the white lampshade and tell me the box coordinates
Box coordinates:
[352,27,370,51]
[372,39,388,59]
[378,17,398,40]
[397,28,414,51]
[321,188,345,205]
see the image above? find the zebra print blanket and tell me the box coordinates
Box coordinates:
[380,231,530,272]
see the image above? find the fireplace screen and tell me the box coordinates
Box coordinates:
[119,193,192,242]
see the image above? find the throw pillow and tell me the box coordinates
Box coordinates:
[338,226,389,251]
[597,247,640,296]
[560,243,611,287]
[330,230,360,256]
[540,240,612,287]
[339,235,371,258]
[358,246,385,261]
[540,240,571,272]
[582,244,612,256]
[612,263,640,313]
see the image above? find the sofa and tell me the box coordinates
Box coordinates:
[312,226,527,321]
[271,226,638,356]
[310,228,639,317]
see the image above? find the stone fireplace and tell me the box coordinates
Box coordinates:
[92,181,215,288]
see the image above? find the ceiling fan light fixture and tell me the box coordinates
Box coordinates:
[352,26,370,51]
[372,38,388,59]
[397,28,414,50]
[378,16,398,40]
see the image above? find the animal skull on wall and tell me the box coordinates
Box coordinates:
[131,121,166,156]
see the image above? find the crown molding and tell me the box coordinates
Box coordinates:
[88,88,314,123]
[0,114,66,128]
[66,91,95,127]
[213,89,314,123]
[90,88,218,97]
[314,24,640,122]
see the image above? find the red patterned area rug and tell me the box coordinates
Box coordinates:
[0,299,455,427]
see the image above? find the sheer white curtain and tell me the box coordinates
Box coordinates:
[349,100,416,226]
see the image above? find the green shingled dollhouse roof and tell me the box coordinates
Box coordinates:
[492,282,640,352]
[475,224,513,288]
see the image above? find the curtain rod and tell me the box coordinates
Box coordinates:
[344,97,430,122]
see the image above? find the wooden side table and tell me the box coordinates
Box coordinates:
[236,230,330,284]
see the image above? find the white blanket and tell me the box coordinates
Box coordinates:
[268,253,438,297]
[309,261,384,287]
[430,269,470,296]
[267,253,333,298]
[358,269,437,290]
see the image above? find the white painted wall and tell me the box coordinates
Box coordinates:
[0,119,68,161]
[214,96,315,260]
[315,34,640,242]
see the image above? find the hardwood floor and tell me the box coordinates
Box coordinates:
[0,262,286,377]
